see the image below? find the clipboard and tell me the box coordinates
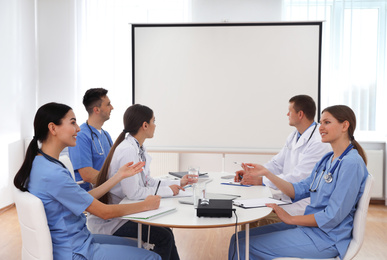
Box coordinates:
[233,197,291,209]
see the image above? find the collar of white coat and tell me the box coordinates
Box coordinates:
[125,134,147,154]
[292,123,318,149]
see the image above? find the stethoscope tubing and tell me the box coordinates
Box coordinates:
[86,121,112,155]
[309,143,354,192]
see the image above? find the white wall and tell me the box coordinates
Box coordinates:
[0,0,38,208]
[0,0,78,208]
[191,0,282,22]
[36,0,78,107]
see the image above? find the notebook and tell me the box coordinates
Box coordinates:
[169,171,209,178]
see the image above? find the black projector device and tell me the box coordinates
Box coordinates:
[196,199,233,218]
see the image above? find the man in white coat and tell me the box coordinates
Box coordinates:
[236,94,331,226]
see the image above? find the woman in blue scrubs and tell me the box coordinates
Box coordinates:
[14,102,161,260]
[229,105,369,260]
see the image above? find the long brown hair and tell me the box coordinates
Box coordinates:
[96,104,153,203]
[322,105,367,165]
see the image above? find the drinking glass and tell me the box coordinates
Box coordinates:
[188,166,199,183]
[193,181,207,208]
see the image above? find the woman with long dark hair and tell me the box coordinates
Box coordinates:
[228,105,369,259]
[88,104,194,260]
[14,102,161,260]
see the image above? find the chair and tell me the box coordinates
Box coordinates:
[273,174,374,260]
[13,188,53,260]
[59,154,84,185]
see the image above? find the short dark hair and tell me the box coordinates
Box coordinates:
[83,88,108,114]
[289,95,316,121]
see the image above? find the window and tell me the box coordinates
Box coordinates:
[283,0,387,136]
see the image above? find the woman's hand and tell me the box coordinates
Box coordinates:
[266,203,293,224]
[143,195,161,211]
[169,185,184,196]
[116,161,145,180]
[180,174,198,186]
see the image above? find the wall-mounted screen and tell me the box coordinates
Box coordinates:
[132,22,322,152]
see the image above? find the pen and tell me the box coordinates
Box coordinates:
[183,184,192,189]
[234,162,254,168]
[155,180,161,195]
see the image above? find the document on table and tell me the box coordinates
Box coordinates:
[233,197,291,208]
[122,206,176,220]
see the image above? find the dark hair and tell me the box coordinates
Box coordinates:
[322,105,367,165]
[289,95,316,121]
[96,104,153,203]
[83,88,108,115]
[14,103,72,191]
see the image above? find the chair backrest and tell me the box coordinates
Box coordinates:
[59,154,75,180]
[13,188,53,260]
[343,173,374,260]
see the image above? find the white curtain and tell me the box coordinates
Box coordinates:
[76,0,190,139]
[283,0,387,134]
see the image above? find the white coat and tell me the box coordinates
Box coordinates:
[263,123,331,216]
[87,134,180,235]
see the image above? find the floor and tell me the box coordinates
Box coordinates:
[1,204,387,259]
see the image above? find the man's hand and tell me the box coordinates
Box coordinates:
[169,185,184,196]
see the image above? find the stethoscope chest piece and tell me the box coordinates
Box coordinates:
[324,173,333,183]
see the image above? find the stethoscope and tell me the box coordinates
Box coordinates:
[290,122,318,146]
[38,149,67,169]
[86,121,112,155]
[309,143,354,192]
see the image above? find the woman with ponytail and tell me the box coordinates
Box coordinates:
[14,102,161,260]
[88,104,194,260]
[228,105,369,260]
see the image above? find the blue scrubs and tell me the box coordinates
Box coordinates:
[69,123,113,191]
[229,149,368,260]
[28,156,160,260]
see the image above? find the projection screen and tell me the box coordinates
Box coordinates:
[132,22,322,152]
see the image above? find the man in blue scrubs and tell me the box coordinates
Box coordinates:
[69,88,114,191]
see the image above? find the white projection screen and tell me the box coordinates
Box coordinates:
[132,22,322,152]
